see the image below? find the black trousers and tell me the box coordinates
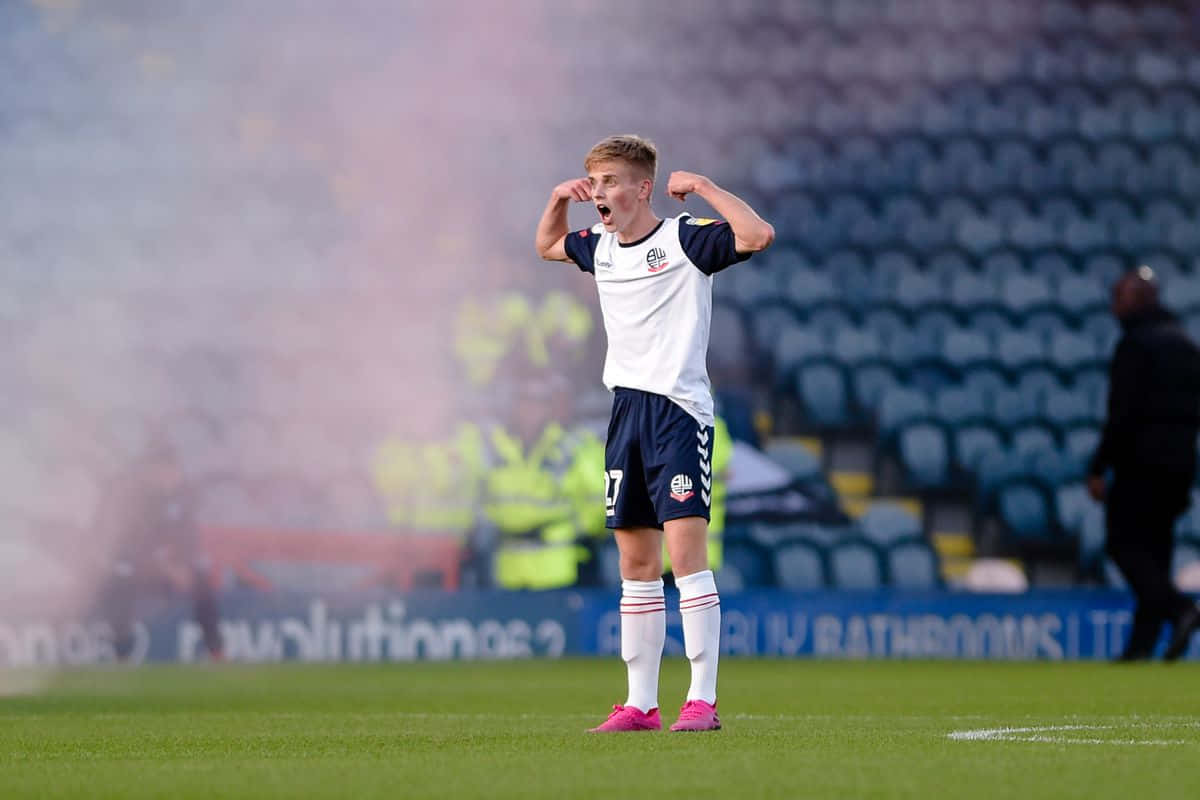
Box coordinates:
[1105,473,1194,656]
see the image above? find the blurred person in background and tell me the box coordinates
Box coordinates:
[1088,267,1200,661]
[483,370,596,591]
[95,441,224,662]
[536,134,773,733]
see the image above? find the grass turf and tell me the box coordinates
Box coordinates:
[1,659,1198,799]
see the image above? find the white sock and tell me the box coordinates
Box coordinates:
[620,578,665,713]
[676,569,720,704]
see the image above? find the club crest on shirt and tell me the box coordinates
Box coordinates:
[669,474,695,502]
[646,247,669,272]
[685,217,721,226]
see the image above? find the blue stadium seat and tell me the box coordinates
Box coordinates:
[753,302,803,364]
[719,537,775,590]
[1024,103,1073,145]
[879,196,928,243]
[893,270,947,317]
[828,538,885,590]
[995,329,1048,375]
[957,217,1004,257]
[763,439,822,481]
[1165,276,1200,315]
[996,475,1055,542]
[794,359,851,429]
[1010,424,1058,458]
[974,448,1028,507]
[942,327,993,375]
[886,537,941,589]
[1129,106,1176,144]
[833,328,897,417]
[877,387,931,438]
[710,301,752,380]
[992,387,1040,430]
[1055,481,1093,536]
[1029,251,1075,284]
[898,420,951,488]
[1044,387,1095,433]
[862,306,910,343]
[772,537,828,591]
[1000,274,1053,319]
[1064,427,1101,468]
[724,261,785,309]
[927,250,975,286]
[858,502,922,545]
[1055,276,1107,321]
[935,386,1003,474]
[784,267,838,310]
[980,251,1026,287]
[772,324,826,383]
[1077,105,1122,145]
[1062,218,1109,254]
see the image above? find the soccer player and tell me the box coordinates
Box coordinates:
[535,135,774,732]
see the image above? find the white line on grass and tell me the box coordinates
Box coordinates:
[948,724,1192,746]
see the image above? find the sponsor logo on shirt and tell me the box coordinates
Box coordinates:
[596,260,613,269]
[686,217,721,226]
[646,247,669,272]
[669,474,695,502]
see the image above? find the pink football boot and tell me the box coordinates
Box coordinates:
[669,700,721,732]
[588,704,662,733]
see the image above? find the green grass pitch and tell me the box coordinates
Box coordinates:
[1,659,1198,799]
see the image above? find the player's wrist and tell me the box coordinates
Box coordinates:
[691,175,716,197]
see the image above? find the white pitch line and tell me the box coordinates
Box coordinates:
[948,724,1190,746]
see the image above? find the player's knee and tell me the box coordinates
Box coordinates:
[620,551,662,581]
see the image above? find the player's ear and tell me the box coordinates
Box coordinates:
[639,178,652,201]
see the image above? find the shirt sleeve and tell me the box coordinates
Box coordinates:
[677,215,752,275]
[1089,336,1140,476]
[562,228,599,274]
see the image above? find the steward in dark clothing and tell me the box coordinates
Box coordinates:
[97,444,224,661]
[1088,268,1200,661]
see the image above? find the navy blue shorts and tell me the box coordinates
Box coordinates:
[604,388,715,529]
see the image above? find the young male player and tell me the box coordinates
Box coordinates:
[535,135,774,732]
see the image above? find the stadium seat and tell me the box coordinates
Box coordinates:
[763,439,822,481]
[719,537,775,590]
[771,324,825,384]
[996,477,1055,542]
[877,387,931,439]
[771,537,828,590]
[828,538,885,590]
[897,420,951,488]
[858,502,922,545]
[886,537,941,589]
[793,358,852,429]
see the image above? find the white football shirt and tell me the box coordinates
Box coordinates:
[564,213,750,427]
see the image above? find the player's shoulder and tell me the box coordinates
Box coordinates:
[573,223,606,239]
[679,213,725,228]
[675,213,727,244]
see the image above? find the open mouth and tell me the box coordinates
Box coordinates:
[596,204,613,225]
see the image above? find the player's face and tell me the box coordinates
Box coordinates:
[588,160,649,234]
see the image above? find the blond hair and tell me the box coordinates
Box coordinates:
[584,134,657,182]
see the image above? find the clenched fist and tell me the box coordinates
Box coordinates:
[666,171,713,202]
[553,178,593,202]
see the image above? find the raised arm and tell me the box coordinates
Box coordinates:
[536,178,593,261]
[666,171,774,253]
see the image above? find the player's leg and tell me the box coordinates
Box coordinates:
[614,526,665,713]
[590,391,664,732]
[664,516,721,731]
[647,398,721,731]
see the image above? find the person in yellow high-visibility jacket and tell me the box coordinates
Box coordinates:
[484,375,591,590]
[372,423,486,539]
